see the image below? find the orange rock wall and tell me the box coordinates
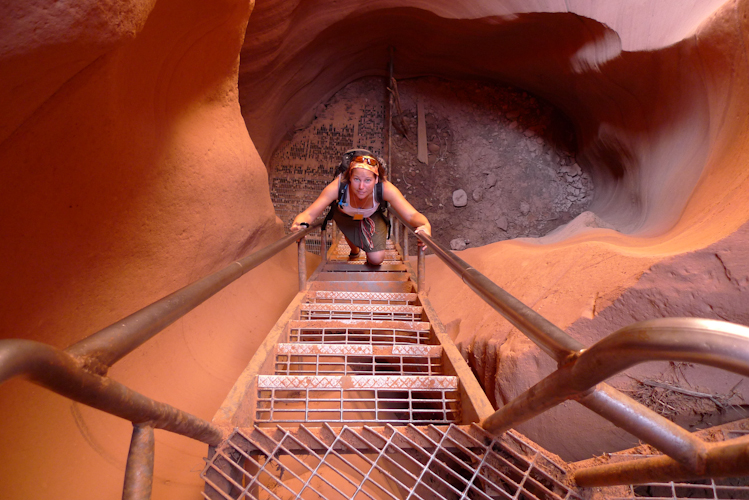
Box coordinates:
[239,0,735,236]
[423,2,749,459]
[0,0,300,498]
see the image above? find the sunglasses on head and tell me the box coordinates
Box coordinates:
[352,155,379,167]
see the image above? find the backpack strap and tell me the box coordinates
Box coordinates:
[322,175,347,229]
[376,181,391,239]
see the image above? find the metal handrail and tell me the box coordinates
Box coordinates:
[388,208,586,361]
[387,211,698,457]
[388,209,749,485]
[0,222,321,500]
[66,222,321,372]
[482,318,749,433]
[0,339,222,444]
[481,317,749,476]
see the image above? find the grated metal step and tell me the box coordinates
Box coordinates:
[317,271,409,282]
[331,249,402,260]
[299,303,423,321]
[254,375,460,425]
[288,320,432,345]
[331,258,403,265]
[330,245,400,262]
[308,280,414,292]
[306,290,419,305]
[322,262,407,272]
[274,343,443,376]
[202,423,582,500]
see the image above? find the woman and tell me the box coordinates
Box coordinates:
[291,152,431,265]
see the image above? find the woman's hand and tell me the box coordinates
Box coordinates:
[290,219,309,232]
[289,180,340,232]
[414,223,431,247]
[381,181,431,247]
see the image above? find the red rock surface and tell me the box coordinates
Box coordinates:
[2,0,749,498]
[1,0,296,498]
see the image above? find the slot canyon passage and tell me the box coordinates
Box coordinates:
[2,0,749,498]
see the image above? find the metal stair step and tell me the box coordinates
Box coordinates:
[328,234,399,260]
[317,271,409,281]
[331,239,396,251]
[299,303,423,321]
[274,343,443,376]
[257,374,457,389]
[254,375,460,425]
[330,258,403,265]
[306,290,419,305]
[203,425,581,500]
[309,280,414,293]
[322,262,407,272]
[276,343,442,356]
[288,319,432,344]
[330,250,401,262]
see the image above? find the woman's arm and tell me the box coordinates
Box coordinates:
[290,179,340,231]
[382,181,431,238]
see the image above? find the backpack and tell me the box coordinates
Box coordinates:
[322,149,391,237]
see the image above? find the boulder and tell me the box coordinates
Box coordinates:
[452,189,468,207]
[450,238,467,251]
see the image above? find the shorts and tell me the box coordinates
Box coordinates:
[332,208,389,252]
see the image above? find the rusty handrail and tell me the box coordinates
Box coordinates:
[2,222,321,500]
[123,423,155,500]
[482,318,749,432]
[0,339,222,444]
[388,208,584,361]
[574,434,749,487]
[481,318,749,473]
[66,222,321,372]
[387,211,749,485]
[388,211,706,461]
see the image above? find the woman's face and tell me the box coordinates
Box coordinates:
[350,168,377,200]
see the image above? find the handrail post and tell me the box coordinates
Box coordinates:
[392,216,399,248]
[417,244,426,292]
[122,423,154,500]
[320,225,327,264]
[298,236,306,291]
[403,222,409,259]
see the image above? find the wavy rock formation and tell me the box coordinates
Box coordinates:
[2,0,749,498]
[1,0,296,498]
[239,0,749,460]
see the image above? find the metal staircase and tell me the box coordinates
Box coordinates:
[200,234,583,499]
[4,218,749,499]
[257,240,459,428]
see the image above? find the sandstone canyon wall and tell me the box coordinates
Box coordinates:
[238,0,749,461]
[2,0,749,499]
[0,1,301,499]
